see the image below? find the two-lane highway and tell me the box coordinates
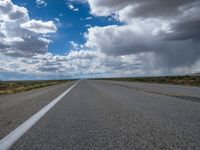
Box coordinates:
[1,80,200,149]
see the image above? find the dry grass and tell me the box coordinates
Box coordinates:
[0,80,71,95]
[99,75,200,87]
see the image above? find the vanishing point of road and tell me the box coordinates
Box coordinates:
[0,80,200,149]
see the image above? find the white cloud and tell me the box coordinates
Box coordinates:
[68,3,74,9]
[69,0,87,3]
[20,20,57,34]
[0,0,57,57]
[54,18,60,22]
[0,0,28,22]
[85,24,91,28]
[1,0,200,80]
[85,16,92,20]
[85,23,156,55]
[67,3,79,12]
[82,0,200,72]
[70,41,79,50]
[36,0,47,8]
[3,48,197,80]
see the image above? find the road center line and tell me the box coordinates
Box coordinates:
[0,81,79,150]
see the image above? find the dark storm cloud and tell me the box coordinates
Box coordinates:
[127,0,199,18]
[101,58,141,70]
[155,41,200,68]
[89,0,199,18]
[162,17,200,41]
[86,0,200,71]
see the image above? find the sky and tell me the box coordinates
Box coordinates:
[0,0,200,80]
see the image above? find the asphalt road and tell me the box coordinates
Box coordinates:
[1,80,200,149]
[0,82,76,139]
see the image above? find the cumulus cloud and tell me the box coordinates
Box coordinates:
[0,45,156,79]
[83,0,200,72]
[1,0,200,80]
[0,0,28,21]
[0,0,57,57]
[87,0,199,19]
[0,45,199,80]
[85,24,155,55]
[20,20,57,34]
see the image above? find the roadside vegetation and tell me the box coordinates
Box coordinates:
[0,80,71,95]
[99,75,200,87]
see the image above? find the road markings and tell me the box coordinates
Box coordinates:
[0,81,79,150]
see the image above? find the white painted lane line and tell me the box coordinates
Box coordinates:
[0,81,79,150]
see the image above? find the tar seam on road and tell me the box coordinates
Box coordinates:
[0,81,79,150]
[106,82,200,103]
